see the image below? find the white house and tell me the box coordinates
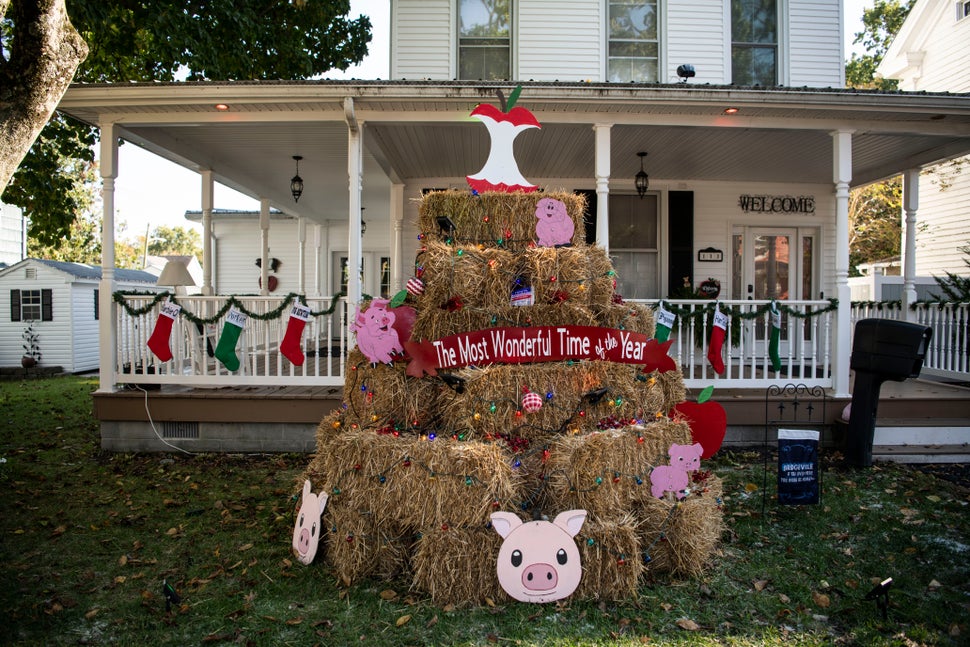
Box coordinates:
[1,259,157,373]
[51,0,970,451]
[0,202,27,268]
[878,0,970,279]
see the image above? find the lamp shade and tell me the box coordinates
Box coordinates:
[157,260,196,287]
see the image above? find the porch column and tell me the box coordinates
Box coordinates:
[832,129,853,397]
[98,123,119,393]
[345,97,364,312]
[297,217,307,294]
[259,198,270,296]
[593,124,611,252]
[201,170,214,295]
[391,182,405,293]
[313,223,324,296]
[901,168,919,322]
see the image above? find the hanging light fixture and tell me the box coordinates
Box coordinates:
[635,152,649,199]
[290,155,304,203]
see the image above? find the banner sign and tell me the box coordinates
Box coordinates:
[405,326,669,377]
[777,429,820,505]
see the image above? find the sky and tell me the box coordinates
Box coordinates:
[113,0,872,237]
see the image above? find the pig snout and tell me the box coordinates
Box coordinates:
[522,563,558,591]
[298,528,311,555]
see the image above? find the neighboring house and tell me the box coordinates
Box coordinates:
[1,259,157,373]
[878,0,970,277]
[0,202,27,267]
[52,0,970,451]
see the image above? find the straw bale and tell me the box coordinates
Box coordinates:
[583,246,617,311]
[417,241,519,310]
[323,505,410,584]
[543,423,692,517]
[523,245,593,306]
[411,526,506,606]
[593,301,655,337]
[639,475,724,577]
[418,190,587,250]
[341,349,443,428]
[574,515,644,600]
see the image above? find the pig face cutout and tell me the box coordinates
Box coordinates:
[534,198,574,247]
[490,510,587,603]
[292,480,329,565]
[351,298,414,365]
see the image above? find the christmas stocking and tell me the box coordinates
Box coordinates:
[215,307,247,371]
[654,302,676,342]
[280,303,311,366]
[147,302,181,362]
[769,302,782,372]
[707,304,728,375]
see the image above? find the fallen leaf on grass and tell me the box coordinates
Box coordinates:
[676,618,701,631]
[118,555,128,567]
[238,543,253,552]
[744,483,759,493]
[778,593,791,604]
[396,614,411,627]
[753,579,769,592]
[285,617,303,625]
[442,603,455,613]
[51,525,67,538]
[927,579,942,591]
[379,589,398,600]
[84,608,100,620]
[426,614,439,628]
[660,602,673,612]
[812,592,831,608]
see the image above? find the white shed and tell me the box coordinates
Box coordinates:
[1,259,158,373]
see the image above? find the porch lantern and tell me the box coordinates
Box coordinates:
[635,152,649,198]
[290,155,304,203]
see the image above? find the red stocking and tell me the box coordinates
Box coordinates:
[707,305,728,375]
[280,303,311,366]
[147,302,181,362]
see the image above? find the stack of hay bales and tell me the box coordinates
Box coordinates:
[301,190,722,605]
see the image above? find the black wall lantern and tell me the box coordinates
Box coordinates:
[290,155,304,203]
[635,151,649,199]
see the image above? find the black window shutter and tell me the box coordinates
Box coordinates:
[94,289,100,320]
[10,290,21,322]
[41,289,53,321]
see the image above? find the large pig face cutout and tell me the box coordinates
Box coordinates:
[292,480,329,565]
[490,510,587,603]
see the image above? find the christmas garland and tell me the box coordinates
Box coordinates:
[112,290,356,325]
[653,297,839,320]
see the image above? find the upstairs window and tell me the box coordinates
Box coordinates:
[608,0,659,83]
[459,0,511,80]
[732,0,777,86]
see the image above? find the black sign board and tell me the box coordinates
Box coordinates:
[777,429,819,505]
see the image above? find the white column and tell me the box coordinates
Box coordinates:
[297,217,307,294]
[98,123,119,392]
[593,124,611,251]
[313,223,323,296]
[201,170,214,295]
[346,98,364,311]
[259,198,270,296]
[391,183,405,293]
[832,129,853,397]
[901,168,919,322]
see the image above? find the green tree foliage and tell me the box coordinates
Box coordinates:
[845,0,914,90]
[847,179,902,276]
[147,225,203,264]
[930,244,970,302]
[3,0,371,246]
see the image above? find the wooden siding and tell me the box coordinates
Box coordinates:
[788,0,844,88]
[667,1,727,84]
[518,0,601,81]
[910,170,970,277]
[392,0,454,80]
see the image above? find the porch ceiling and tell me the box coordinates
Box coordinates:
[60,80,970,225]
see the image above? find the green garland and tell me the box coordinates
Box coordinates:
[112,290,358,325]
[653,297,839,320]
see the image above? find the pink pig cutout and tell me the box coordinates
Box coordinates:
[534,197,574,247]
[649,442,704,500]
[351,298,403,365]
[490,509,587,603]
[292,480,329,565]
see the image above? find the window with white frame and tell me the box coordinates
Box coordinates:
[609,194,660,299]
[732,0,778,86]
[960,1,970,20]
[10,288,52,322]
[608,0,659,83]
[458,0,511,80]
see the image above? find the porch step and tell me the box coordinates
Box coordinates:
[870,418,970,464]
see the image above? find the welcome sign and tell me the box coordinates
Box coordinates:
[404,326,672,377]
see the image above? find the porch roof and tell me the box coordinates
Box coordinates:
[59,80,970,225]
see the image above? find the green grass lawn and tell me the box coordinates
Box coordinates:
[1,376,967,646]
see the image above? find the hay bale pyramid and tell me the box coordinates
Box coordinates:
[298,93,724,606]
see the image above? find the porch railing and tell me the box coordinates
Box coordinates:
[114,294,348,387]
[850,301,970,380]
[630,299,835,389]
[114,295,836,390]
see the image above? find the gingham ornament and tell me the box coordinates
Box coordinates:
[521,391,544,413]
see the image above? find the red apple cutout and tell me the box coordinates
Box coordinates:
[466,94,541,194]
[672,391,727,460]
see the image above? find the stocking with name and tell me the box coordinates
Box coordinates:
[707,304,728,375]
[146,302,181,363]
[280,303,311,366]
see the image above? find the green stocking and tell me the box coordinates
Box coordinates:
[654,302,676,342]
[769,302,782,372]
[215,307,247,371]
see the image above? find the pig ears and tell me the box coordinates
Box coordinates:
[552,510,587,538]
[318,492,329,516]
[490,512,524,539]
[302,479,312,501]
[692,442,704,455]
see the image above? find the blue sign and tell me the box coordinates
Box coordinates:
[777,429,820,505]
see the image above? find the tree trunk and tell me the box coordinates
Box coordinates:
[0,0,88,188]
